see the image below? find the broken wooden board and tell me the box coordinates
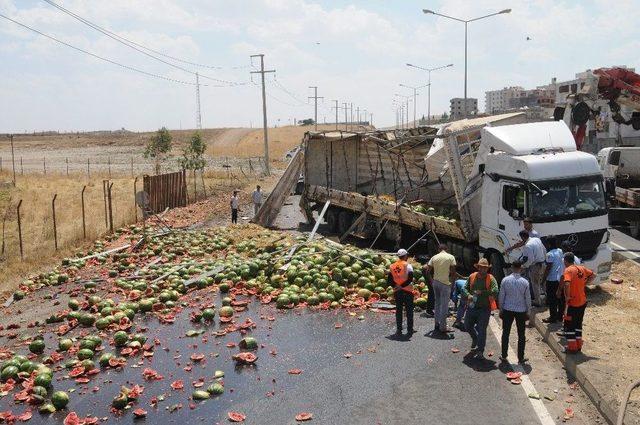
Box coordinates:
[183,265,224,288]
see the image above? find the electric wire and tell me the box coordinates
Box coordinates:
[41,0,247,85]
[0,12,200,86]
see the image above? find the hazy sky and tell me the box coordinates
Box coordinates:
[1,0,638,132]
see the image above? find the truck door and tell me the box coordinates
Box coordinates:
[499,183,527,254]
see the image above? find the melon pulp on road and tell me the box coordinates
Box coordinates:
[0,223,548,423]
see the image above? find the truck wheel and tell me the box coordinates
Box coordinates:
[489,252,505,283]
[326,209,339,233]
[338,211,353,235]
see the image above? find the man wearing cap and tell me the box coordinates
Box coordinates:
[425,244,457,334]
[462,258,498,359]
[499,260,531,364]
[388,249,415,337]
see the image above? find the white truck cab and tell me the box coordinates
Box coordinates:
[475,121,611,283]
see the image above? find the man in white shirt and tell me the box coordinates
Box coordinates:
[252,185,263,217]
[505,217,539,254]
[518,230,547,306]
[230,190,239,224]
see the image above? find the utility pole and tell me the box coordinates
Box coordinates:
[370,113,373,127]
[195,72,202,130]
[332,100,339,130]
[308,86,324,131]
[250,54,275,175]
[10,134,16,186]
[350,103,353,131]
[343,102,348,131]
[356,106,360,126]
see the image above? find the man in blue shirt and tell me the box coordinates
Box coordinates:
[543,236,564,323]
[499,260,531,364]
[451,278,468,329]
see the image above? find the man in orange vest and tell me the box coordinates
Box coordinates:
[462,258,498,360]
[387,249,415,337]
[562,252,595,353]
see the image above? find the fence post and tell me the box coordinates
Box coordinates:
[81,185,87,239]
[43,157,46,175]
[131,157,134,178]
[201,169,207,198]
[1,201,9,256]
[0,157,2,172]
[66,158,69,176]
[108,157,111,178]
[87,158,90,179]
[134,176,138,222]
[16,200,23,260]
[102,180,108,228]
[20,157,23,175]
[107,182,114,233]
[52,194,58,250]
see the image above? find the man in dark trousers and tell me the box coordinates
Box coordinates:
[562,252,595,353]
[499,260,531,364]
[388,249,415,337]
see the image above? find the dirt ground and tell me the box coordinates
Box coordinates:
[580,256,640,419]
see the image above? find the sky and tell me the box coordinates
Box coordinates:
[1,0,639,132]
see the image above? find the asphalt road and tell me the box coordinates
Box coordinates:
[610,228,640,264]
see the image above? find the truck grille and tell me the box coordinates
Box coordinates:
[543,229,607,261]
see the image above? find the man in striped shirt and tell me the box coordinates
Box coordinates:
[499,260,531,364]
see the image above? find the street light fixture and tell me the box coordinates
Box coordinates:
[399,83,428,127]
[405,63,453,124]
[394,93,413,129]
[422,8,511,118]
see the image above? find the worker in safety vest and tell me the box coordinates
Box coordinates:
[462,258,498,360]
[387,249,415,337]
[562,252,595,353]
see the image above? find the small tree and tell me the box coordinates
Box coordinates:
[180,132,207,199]
[144,127,172,174]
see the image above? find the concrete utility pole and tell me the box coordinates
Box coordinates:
[343,102,348,131]
[250,54,275,175]
[332,100,339,130]
[356,106,360,126]
[349,103,354,131]
[370,113,373,127]
[195,72,202,130]
[308,86,324,131]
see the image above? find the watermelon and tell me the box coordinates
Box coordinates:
[58,339,73,352]
[202,308,216,321]
[192,390,210,400]
[51,391,69,409]
[239,337,258,350]
[207,382,224,395]
[113,331,128,347]
[29,339,46,354]
[34,373,52,388]
[77,349,94,360]
[219,306,234,318]
[1,365,18,381]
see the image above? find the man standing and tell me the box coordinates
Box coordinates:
[562,253,595,353]
[425,244,457,334]
[388,249,415,337]
[543,236,564,323]
[451,278,468,329]
[418,256,435,317]
[230,190,239,224]
[462,258,498,359]
[499,260,531,364]
[252,185,263,217]
[519,230,547,306]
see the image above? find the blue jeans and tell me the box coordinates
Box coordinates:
[456,298,467,323]
[465,307,491,352]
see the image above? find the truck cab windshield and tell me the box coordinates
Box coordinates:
[528,176,607,222]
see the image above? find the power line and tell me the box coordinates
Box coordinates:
[41,0,246,85]
[0,12,199,86]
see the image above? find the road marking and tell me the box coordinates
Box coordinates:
[488,316,556,425]
[611,241,640,259]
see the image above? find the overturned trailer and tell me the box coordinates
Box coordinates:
[300,113,612,282]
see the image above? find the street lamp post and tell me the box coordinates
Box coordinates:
[395,94,412,129]
[406,63,453,124]
[422,8,511,118]
[399,83,430,126]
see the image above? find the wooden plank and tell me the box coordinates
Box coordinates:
[306,185,468,241]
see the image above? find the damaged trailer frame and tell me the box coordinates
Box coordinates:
[300,113,613,283]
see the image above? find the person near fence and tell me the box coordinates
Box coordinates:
[252,185,263,217]
[230,190,239,224]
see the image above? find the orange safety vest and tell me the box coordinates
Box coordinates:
[469,272,498,311]
[390,260,414,293]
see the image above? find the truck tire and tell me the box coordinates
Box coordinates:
[326,209,339,233]
[489,252,505,283]
[337,211,353,235]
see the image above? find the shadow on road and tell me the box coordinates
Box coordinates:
[462,352,498,372]
[424,330,455,340]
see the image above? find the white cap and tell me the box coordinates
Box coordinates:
[397,249,408,257]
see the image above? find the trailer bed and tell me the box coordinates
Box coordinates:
[616,186,640,207]
[306,185,468,241]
